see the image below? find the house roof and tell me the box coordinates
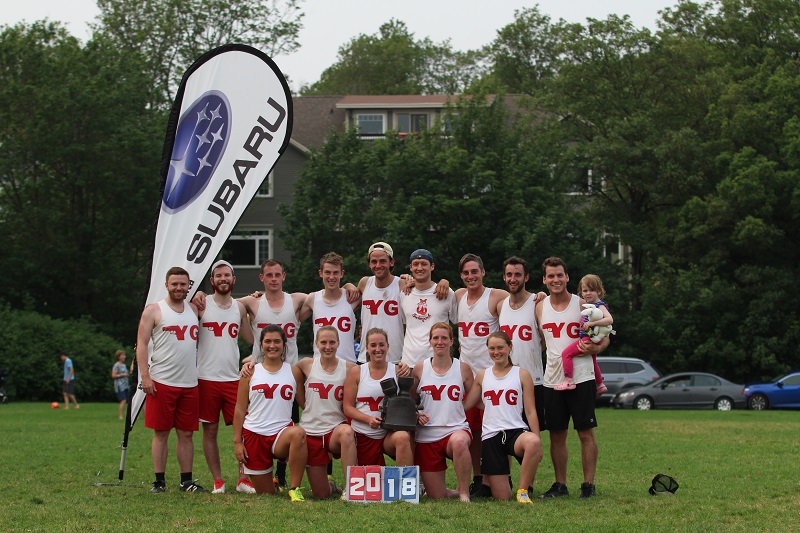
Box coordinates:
[290,96,347,150]
[335,95,465,109]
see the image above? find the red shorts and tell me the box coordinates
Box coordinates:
[415,431,473,473]
[466,405,483,434]
[198,379,238,425]
[306,428,343,467]
[355,433,386,466]
[144,381,199,432]
[242,426,289,474]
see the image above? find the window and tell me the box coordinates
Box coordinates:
[692,375,720,387]
[597,361,624,374]
[218,228,272,267]
[396,113,428,133]
[355,114,385,136]
[781,374,800,386]
[625,363,645,373]
[256,171,273,198]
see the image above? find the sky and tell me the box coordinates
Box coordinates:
[3,0,680,92]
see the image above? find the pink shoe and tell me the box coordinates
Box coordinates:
[596,383,608,396]
[555,379,576,391]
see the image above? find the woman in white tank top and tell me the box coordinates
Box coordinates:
[463,331,543,502]
[233,325,307,500]
[343,328,415,467]
[294,326,357,498]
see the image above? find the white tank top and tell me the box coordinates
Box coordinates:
[481,366,527,440]
[243,362,295,436]
[351,363,397,439]
[359,276,404,363]
[312,290,356,362]
[416,358,469,443]
[499,295,543,385]
[540,294,594,386]
[457,288,499,375]
[250,292,300,365]
[197,297,242,381]
[300,357,347,436]
[150,300,198,387]
[400,286,457,368]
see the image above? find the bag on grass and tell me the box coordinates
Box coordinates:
[649,473,679,495]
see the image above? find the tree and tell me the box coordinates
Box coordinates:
[281,93,607,294]
[95,0,304,106]
[301,19,483,95]
[0,22,164,340]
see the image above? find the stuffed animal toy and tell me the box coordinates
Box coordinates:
[581,304,616,343]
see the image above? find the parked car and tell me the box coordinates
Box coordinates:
[611,372,746,410]
[743,372,800,410]
[595,356,661,404]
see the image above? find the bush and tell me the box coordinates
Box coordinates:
[0,305,132,401]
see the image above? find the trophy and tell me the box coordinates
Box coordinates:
[379,377,419,431]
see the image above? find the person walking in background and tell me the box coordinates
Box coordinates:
[112,350,129,419]
[59,352,79,410]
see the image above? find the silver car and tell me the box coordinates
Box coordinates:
[596,356,661,404]
[612,372,746,410]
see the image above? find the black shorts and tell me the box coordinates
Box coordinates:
[522,384,546,432]
[63,381,75,395]
[480,429,527,476]
[543,380,598,432]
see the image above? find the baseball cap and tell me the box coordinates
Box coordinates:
[211,259,234,274]
[368,242,394,260]
[409,249,434,263]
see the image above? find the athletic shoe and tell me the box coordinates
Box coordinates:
[273,477,288,493]
[179,480,208,493]
[288,487,305,502]
[555,379,576,391]
[516,489,533,504]
[469,482,492,498]
[236,479,256,494]
[150,481,166,493]
[579,482,596,499]
[596,383,608,396]
[328,475,341,495]
[539,482,569,499]
[212,479,226,494]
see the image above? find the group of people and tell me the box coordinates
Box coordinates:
[135,242,612,504]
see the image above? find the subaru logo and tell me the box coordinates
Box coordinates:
[163,91,231,212]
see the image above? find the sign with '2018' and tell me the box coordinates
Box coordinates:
[345,466,419,504]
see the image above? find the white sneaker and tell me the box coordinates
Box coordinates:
[236,479,256,494]
[212,480,226,494]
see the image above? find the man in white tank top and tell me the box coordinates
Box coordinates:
[299,252,360,362]
[496,257,545,429]
[196,260,254,494]
[454,253,509,498]
[535,257,609,500]
[135,267,205,493]
[399,249,458,368]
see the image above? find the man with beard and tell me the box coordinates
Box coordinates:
[136,267,205,493]
[197,260,254,494]
[497,257,545,430]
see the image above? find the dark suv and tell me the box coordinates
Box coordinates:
[596,357,661,404]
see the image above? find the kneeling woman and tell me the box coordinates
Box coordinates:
[233,325,308,500]
[343,327,414,467]
[414,323,473,501]
[463,331,542,503]
[294,326,357,498]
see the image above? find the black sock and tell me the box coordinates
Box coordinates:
[180,472,192,484]
[473,475,482,484]
[327,462,333,476]
[276,461,287,484]
[155,472,165,484]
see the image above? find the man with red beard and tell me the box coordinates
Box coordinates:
[197,260,254,494]
[136,267,205,493]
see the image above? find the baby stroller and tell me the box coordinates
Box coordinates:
[0,367,9,404]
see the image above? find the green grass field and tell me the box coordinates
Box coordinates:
[1,403,798,532]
